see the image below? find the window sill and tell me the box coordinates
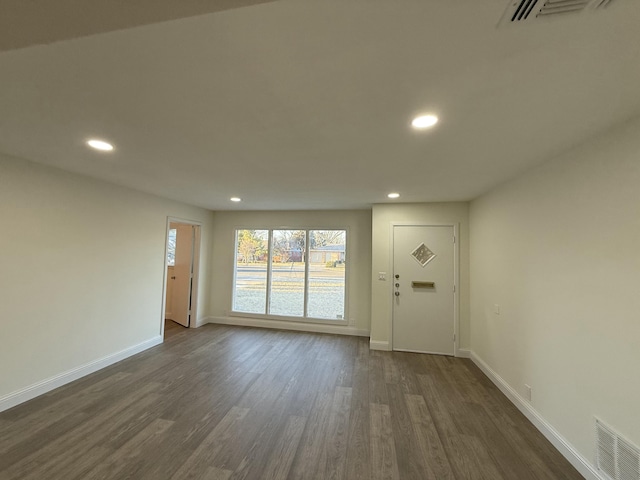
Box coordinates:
[229,311,349,327]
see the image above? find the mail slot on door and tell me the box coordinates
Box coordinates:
[411,281,435,288]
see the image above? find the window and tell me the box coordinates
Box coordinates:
[233,229,268,315]
[167,228,177,266]
[308,230,346,320]
[233,229,346,321]
[270,230,306,316]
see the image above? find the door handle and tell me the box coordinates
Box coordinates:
[395,292,400,296]
[171,276,176,280]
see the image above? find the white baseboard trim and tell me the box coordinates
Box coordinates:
[456,348,471,358]
[0,335,163,413]
[469,351,602,480]
[194,316,209,328]
[369,340,391,351]
[206,316,370,337]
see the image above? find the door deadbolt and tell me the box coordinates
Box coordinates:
[395,291,400,297]
[395,274,400,279]
[395,283,400,288]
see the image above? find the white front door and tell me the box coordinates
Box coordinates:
[171,223,195,327]
[392,225,455,355]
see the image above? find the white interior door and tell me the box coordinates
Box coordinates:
[171,223,194,327]
[393,225,455,355]
[165,266,174,319]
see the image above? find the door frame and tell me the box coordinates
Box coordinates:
[389,222,460,356]
[161,216,202,337]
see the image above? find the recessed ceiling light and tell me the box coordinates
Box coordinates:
[230,197,242,202]
[387,193,400,199]
[86,139,114,151]
[411,114,438,129]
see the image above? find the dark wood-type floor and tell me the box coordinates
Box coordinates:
[0,323,584,480]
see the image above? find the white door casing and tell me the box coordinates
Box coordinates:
[171,223,195,328]
[392,224,456,355]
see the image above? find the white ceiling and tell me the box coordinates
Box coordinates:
[1,0,639,210]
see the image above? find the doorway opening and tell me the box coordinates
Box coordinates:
[163,218,201,337]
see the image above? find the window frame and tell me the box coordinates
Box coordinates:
[231,226,349,325]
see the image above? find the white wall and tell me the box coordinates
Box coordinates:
[208,210,372,334]
[470,116,640,470]
[0,154,214,406]
[370,203,470,351]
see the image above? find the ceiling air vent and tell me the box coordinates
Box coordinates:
[596,418,640,480]
[498,0,618,25]
[592,0,615,8]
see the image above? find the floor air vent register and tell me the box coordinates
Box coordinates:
[596,418,640,480]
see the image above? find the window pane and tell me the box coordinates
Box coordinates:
[167,228,177,266]
[269,230,305,317]
[307,230,346,320]
[233,229,268,314]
